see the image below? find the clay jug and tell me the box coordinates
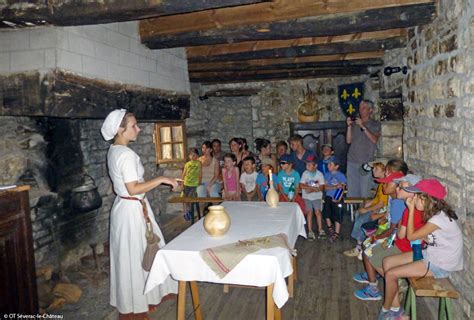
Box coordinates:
[266,169,279,208]
[204,205,231,237]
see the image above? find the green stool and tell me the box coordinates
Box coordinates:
[405,277,460,320]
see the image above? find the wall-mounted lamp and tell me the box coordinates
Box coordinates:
[383,66,408,76]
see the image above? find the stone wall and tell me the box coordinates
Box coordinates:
[383,0,473,317]
[187,78,401,160]
[0,21,190,93]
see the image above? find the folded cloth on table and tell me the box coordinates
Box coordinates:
[200,233,296,278]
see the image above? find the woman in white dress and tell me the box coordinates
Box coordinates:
[101,109,178,319]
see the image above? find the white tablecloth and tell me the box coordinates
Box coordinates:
[144,202,306,308]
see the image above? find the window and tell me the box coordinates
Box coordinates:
[154,122,187,164]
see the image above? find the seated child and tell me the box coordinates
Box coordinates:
[323,156,347,242]
[222,153,240,201]
[377,179,463,319]
[353,174,424,302]
[181,147,201,220]
[256,158,278,201]
[300,154,325,240]
[359,159,409,237]
[344,160,388,257]
[240,156,258,201]
[361,171,406,257]
[277,154,305,212]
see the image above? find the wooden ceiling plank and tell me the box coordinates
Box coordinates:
[140,0,433,36]
[188,37,406,63]
[186,28,405,59]
[142,3,435,49]
[189,68,371,83]
[188,58,384,72]
[188,51,386,71]
[0,0,269,27]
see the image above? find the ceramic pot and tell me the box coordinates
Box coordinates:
[203,205,231,237]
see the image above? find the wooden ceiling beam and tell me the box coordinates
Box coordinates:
[141,3,436,49]
[189,51,386,71]
[190,67,371,83]
[187,37,405,63]
[140,0,434,36]
[186,29,406,59]
[189,58,384,72]
[0,0,269,27]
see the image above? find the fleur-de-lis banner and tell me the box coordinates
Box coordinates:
[338,83,364,117]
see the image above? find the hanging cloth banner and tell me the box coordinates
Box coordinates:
[338,82,364,118]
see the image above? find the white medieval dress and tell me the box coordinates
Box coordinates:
[107,144,177,314]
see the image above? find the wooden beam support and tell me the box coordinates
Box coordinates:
[0,71,190,120]
[186,29,406,59]
[0,0,269,27]
[141,0,434,36]
[141,3,436,49]
[188,37,405,63]
[189,51,385,71]
[189,58,384,72]
[190,67,371,83]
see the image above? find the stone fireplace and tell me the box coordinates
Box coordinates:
[0,20,190,269]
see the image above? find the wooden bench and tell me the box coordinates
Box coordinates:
[405,277,460,320]
[168,196,223,224]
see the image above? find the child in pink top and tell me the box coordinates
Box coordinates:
[222,153,240,201]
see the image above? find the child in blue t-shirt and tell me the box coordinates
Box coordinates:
[277,154,305,212]
[317,144,334,176]
[323,156,347,242]
[255,158,278,201]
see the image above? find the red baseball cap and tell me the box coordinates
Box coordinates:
[402,178,447,200]
[376,172,405,183]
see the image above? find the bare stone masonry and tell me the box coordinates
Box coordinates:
[383,0,474,317]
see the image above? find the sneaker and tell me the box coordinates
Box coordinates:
[357,250,363,260]
[318,230,327,239]
[343,247,360,257]
[353,271,370,284]
[377,309,390,320]
[354,285,382,301]
[308,231,316,241]
[388,307,405,320]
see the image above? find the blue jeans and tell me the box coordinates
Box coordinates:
[196,182,221,197]
[351,211,373,242]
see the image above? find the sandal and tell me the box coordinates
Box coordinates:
[332,232,340,241]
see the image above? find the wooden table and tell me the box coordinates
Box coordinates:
[168,196,223,224]
[145,202,306,320]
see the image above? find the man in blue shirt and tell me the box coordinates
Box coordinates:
[288,134,316,176]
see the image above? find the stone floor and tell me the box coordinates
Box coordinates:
[50,209,439,320]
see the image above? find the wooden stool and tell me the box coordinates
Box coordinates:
[405,277,460,320]
[344,197,366,222]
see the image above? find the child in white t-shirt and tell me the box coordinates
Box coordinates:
[239,156,258,201]
[300,154,325,240]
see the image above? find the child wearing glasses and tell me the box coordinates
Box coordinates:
[277,154,305,212]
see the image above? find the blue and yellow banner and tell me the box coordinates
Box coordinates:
[338,83,364,117]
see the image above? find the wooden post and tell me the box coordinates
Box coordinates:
[189,281,203,320]
[177,281,187,320]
